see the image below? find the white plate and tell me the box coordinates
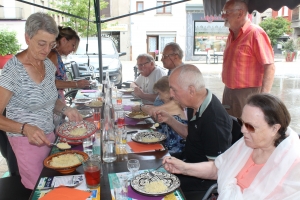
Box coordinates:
[131,131,167,144]
[73,98,92,104]
[131,171,180,196]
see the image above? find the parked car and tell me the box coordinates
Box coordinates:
[67,37,126,88]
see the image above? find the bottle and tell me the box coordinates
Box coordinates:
[102,99,116,163]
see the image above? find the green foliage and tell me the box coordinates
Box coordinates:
[259,17,292,46]
[49,0,108,37]
[0,29,21,56]
[280,39,297,53]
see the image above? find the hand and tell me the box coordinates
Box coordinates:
[23,124,51,146]
[64,107,83,122]
[155,110,172,124]
[76,79,90,88]
[133,87,144,98]
[163,156,186,174]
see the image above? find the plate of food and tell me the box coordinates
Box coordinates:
[57,121,97,140]
[131,171,180,196]
[119,88,134,93]
[85,99,103,108]
[77,109,93,119]
[59,137,83,145]
[131,131,167,144]
[125,111,150,119]
[44,150,89,174]
[73,98,92,104]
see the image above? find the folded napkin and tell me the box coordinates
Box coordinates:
[127,141,164,153]
[39,187,91,200]
[81,90,97,93]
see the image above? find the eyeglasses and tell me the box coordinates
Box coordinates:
[237,118,255,132]
[32,38,57,50]
[220,9,240,15]
[161,53,177,60]
[136,61,150,68]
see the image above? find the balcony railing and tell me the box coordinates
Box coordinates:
[0,7,23,20]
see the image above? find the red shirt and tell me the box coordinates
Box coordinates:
[222,20,274,89]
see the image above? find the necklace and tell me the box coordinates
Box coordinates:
[26,53,45,78]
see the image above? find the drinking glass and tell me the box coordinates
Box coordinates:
[83,160,101,188]
[117,111,125,127]
[83,135,93,157]
[127,159,140,179]
[116,92,123,105]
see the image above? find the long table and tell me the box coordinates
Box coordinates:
[29,90,186,199]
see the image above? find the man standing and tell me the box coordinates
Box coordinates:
[156,64,232,195]
[130,54,166,102]
[221,0,275,118]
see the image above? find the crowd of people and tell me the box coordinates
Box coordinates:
[0,0,299,199]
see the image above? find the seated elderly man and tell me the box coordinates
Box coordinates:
[156,64,232,195]
[130,54,166,102]
[163,93,300,199]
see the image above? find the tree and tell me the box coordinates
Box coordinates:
[259,17,292,46]
[50,0,108,37]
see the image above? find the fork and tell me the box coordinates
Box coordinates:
[149,163,166,177]
[38,181,82,190]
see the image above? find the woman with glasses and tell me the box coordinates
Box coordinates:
[0,12,82,190]
[48,26,90,126]
[163,93,300,199]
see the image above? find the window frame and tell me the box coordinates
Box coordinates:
[156,1,172,14]
[136,1,144,12]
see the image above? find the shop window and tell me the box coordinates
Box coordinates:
[136,1,143,11]
[156,1,171,14]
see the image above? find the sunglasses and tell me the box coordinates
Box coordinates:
[237,118,255,132]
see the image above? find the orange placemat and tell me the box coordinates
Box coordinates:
[39,187,91,200]
[127,141,164,153]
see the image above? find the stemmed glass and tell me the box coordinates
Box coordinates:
[127,159,140,179]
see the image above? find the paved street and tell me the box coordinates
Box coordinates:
[0,58,299,178]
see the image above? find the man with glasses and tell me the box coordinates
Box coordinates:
[221,0,275,118]
[130,54,166,102]
[161,42,184,75]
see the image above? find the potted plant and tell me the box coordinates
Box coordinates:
[0,29,21,69]
[281,39,297,62]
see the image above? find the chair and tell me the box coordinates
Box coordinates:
[202,183,218,200]
[70,61,91,80]
[206,50,218,64]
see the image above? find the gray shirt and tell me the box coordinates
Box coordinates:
[0,56,58,137]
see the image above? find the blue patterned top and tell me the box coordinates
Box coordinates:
[157,115,187,154]
[52,49,67,100]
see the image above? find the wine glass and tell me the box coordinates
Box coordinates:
[127,159,140,179]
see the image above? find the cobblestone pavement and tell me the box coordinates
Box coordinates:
[1,58,299,178]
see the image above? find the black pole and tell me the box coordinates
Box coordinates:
[94,0,103,84]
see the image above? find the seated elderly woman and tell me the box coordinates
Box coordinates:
[132,76,187,154]
[163,93,300,199]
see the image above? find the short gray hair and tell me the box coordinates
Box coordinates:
[164,42,183,59]
[136,53,155,64]
[25,12,58,38]
[174,64,205,91]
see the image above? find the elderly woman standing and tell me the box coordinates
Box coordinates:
[0,13,82,189]
[163,93,300,199]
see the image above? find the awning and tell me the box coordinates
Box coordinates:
[203,0,300,16]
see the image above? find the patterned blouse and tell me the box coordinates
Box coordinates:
[52,49,67,101]
[0,56,58,137]
[157,116,187,154]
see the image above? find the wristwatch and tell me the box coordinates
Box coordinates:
[139,104,144,111]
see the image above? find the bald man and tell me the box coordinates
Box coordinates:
[156,64,232,197]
